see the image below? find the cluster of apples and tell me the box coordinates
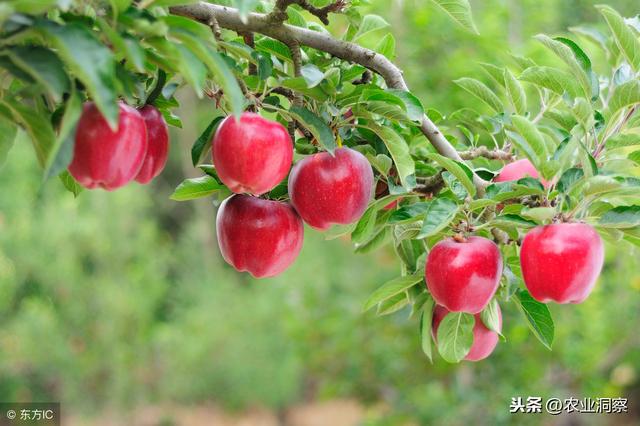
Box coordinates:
[427,159,604,361]
[68,101,169,190]
[213,112,374,278]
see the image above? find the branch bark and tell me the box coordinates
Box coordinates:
[170,2,488,193]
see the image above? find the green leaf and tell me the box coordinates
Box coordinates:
[364,123,415,189]
[430,0,478,34]
[597,5,640,72]
[35,20,118,128]
[519,66,581,97]
[388,202,430,224]
[509,115,549,170]
[480,299,502,335]
[356,226,392,254]
[170,176,225,201]
[4,46,69,102]
[351,200,383,245]
[375,33,396,59]
[599,205,640,228]
[425,152,476,196]
[557,167,584,193]
[608,80,640,119]
[436,312,475,363]
[59,170,83,197]
[453,77,502,113]
[490,214,537,229]
[1,99,53,167]
[44,90,82,181]
[417,198,458,239]
[300,64,325,88]
[534,34,591,98]
[513,289,554,350]
[288,106,336,153]
[191,116,224,166]
[0,107,17,166]
[169,31,245,117]
[387,89,425,121]
[554,36,599,100]
[97,19,145,73]
[504,68,527,114]
[363,273,424,312]
[607,132,640,149]
[521,207,556,223]
[255,38,293,62]
[353,14,390,41]
[176,45,207,98]
[419,295,436,362]
[376,290,409,315]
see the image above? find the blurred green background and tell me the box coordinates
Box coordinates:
[1,0,639,425]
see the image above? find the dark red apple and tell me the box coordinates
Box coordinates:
[212,112,293,195]
[135,105,169,184]
[288,147,374,230]
[520,223,604,303]
[216,194,303,278]
[69,102,147,190]
[494,158,548,187]
[432,304,502,362]
[425,236,502,314]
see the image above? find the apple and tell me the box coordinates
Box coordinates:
[494,158,548,187]
[135,105,169,184]
[216,194,303,278]
[431,304,502,362]
[288,147,374,230]
[425,236,502,314]
[520,223,604,303]
[212,112,293,195]
[69,101,147,190]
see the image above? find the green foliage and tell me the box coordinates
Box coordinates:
[2,0,640,375]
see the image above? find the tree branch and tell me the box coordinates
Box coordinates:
[459,146,514,161]
[271,0,347,25]
[170,2,488,193]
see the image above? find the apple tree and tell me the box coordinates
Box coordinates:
[1,0,640,363]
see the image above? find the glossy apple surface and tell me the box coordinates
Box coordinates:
[288,147,374,230]
[69,102,147,190]
[212,112,292,195]
[432,304,502,361]
[135,105,169,184]
[494,158,548,187]
[425,236,502,314]
[216,194,303,278]
[520,223,604,303]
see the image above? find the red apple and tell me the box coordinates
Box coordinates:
[135,105,169,184]
[425,236,502,314]
[216,194,303,278]
[69,102,147,190]
[432,305,502,361]
[520,223,604,303]
[495,158,548,187]
[288,147,374,230]
[212,112,293,195]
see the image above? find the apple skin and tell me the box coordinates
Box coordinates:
[494,158,548,187]
[288,147,374,230]
[425,236,503,314]
[69,102,148,190]
[520,223,604,304]
[212,112,293,195]
[216,194,304,278]
[135,105,169,184]
[432,304,502,362]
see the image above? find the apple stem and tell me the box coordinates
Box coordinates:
[453,233,467,243]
